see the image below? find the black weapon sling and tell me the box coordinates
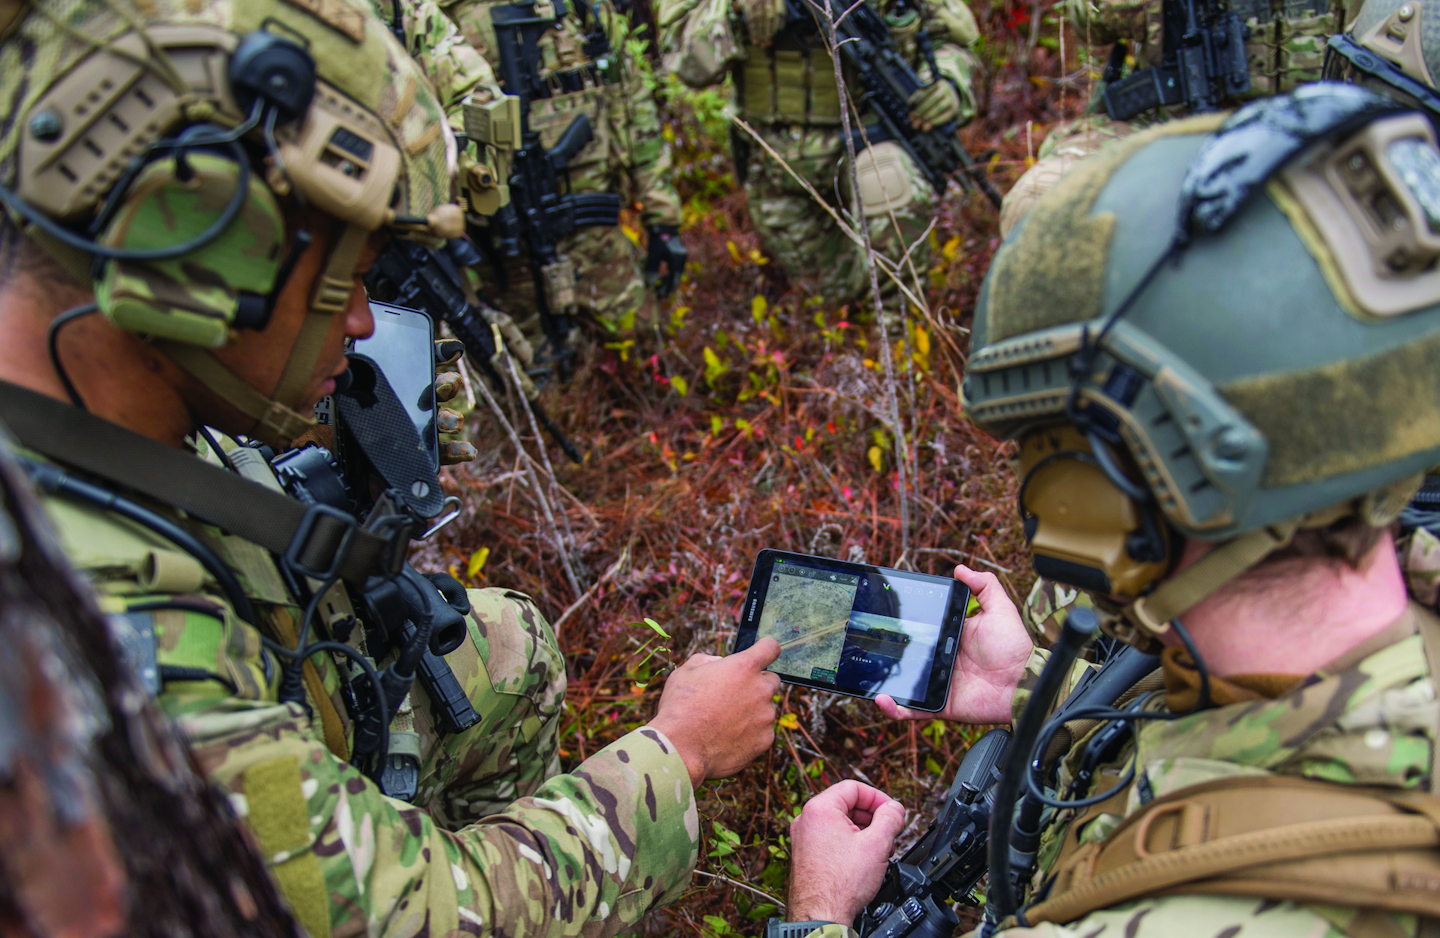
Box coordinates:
[0,380,405,585]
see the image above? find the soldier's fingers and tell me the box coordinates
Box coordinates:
[733,636,780,668]
[435,338,465,366]
[437,407,463,434]
[440,440,477,465]
[874,693,919,721]
[435,371,463,402]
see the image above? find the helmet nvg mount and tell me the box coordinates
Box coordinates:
[0,0,463,446]
[965,84,1440,645]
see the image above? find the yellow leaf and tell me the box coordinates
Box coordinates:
[735,417,753,438]
[778,712,800,730]
[467,546,490,578]
[868,445,884,473]
[748,248,769,265]
[914,323,930,357]
[941,235,962,263]
[863,358,876,370]
[726,240,743,263]
[751,295,767,323]
[622,224,641,246]
[672,375,690,397]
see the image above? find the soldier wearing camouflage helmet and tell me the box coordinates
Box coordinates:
[761,83,1440,938]
[0,2,783,935]
[657,0,981,309]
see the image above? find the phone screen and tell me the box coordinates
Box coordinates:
[354,301,438,469]
[733,550,969,711]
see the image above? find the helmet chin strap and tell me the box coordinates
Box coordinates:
[160,223,369,448]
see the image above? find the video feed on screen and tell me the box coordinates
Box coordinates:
[755,558,951,702]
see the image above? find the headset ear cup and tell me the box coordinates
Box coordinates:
[95,152,286,346]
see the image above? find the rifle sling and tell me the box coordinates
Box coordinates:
[1026,775,1440,926]
[0,380,399,588]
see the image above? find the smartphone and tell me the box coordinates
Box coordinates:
[352,301,439,470]
[732,549,970,712]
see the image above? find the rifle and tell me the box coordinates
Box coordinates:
[784,0,1003,207]
[472,0,624,377]
[270,354,484,800]
[365,237,583,464]
[1101,0,1249,121]
[855,643,1159,937]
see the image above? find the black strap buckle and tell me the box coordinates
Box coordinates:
[284,502,359,581]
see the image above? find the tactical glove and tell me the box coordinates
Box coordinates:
[644,225,688,299]
[907,79,961,131]
[733,0,789,46]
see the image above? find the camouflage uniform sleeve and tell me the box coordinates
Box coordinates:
[605,5,683,227]
[389,0,501,121]
[919,0,981,123]
[1009,648,1097,726]
[659,0,745,87]
[192,706,699,938]
[1060,0,1157,51]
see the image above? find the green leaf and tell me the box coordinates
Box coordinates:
[711,414,725,435]
[671,374,690,397]
[703,346,730,385]
[926,755,944,775]
[643,617,670,639]
[745,904,779,920]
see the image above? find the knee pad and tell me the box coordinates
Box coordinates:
[853,140,918,215]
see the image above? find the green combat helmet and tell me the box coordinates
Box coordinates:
[964,83,1440,647]
[0,0,460,446]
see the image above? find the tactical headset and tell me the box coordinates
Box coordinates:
[1,19,461,446]
[1016,423,1174,600]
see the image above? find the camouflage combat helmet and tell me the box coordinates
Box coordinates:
[964,83,1440,642]
[0,0,460,446]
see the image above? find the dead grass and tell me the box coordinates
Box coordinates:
[413,3,1089,932]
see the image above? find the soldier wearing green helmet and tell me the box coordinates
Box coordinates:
[0,1,785,935]
[760,83,1440,938]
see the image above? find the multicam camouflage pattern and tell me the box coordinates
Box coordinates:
[1062,0,1347,98]
[375,0,502,121]
[1000,0,1344,238]
[0,0,454,227]
[985,603,1437,938]
[34,438,700,937]
[1020,578,1097,648]
[659,0,979,308]
[477,224,657,334]
[1400,527,1440,606]
[445,0,681,331]
[741,129,941,308]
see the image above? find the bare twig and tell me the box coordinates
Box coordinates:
[472,364,584,599]
[693,871,786,911]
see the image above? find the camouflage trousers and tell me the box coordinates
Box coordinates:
[477,225,658,336]
[181,588,572,936]
[744,126,937,310]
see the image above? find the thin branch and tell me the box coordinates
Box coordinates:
[472,363,584,600]
[692,871,786,911]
